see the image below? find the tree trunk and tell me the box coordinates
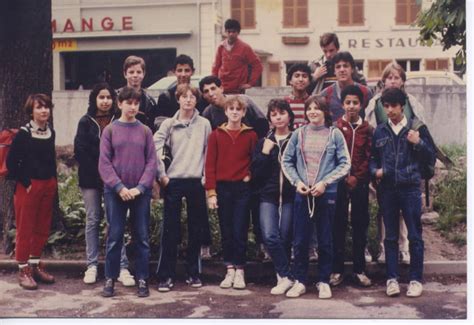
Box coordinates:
[0,0,61,254]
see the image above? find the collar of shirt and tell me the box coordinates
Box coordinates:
[342,115,362,127]
[388,115,408,135]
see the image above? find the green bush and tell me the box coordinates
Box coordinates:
[433,144,466,246]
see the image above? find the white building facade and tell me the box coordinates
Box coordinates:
[52,0,461,90]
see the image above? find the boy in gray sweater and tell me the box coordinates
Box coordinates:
[154,84,212,292]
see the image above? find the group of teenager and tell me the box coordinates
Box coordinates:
[6,19,435,301]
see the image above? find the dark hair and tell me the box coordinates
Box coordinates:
[286,63,313,84]
[123,55,145,73]
[332,51,355,69]
[341,85,363,104]
[199,75,222,92]
[174,54,195,71]
[381,88,406,107]
[117,86,141,103]
[224,19,241,32]
[304,95,332,127]
[24,93,54,117]
[319,33,340,49]
[175,84,200,101]
[267,99,295,131]
[88,83,117,116]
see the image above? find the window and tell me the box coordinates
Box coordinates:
[283,0,308,28]
[368,59,392,79]
[396,0,421,25]
[425,58,449,71]
[396,59,421,72]
[338,0,364,26]
[267,62,281,87]
[231,0,256,29]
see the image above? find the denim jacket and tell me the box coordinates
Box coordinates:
[281,125,351,194]
[369,119,435,187]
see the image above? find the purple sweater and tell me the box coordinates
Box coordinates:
[99,120,157,194]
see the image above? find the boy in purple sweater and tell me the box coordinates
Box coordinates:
[99,87,157,298]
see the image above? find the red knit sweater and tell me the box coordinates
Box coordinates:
[205,124,257,196]
[212,39,263,94]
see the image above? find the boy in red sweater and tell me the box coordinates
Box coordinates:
[205,96,257,290]
[330,85,373,288]
[211,19,263,94]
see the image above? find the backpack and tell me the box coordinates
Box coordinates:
[0,129,19,177]
[411,118,441,180]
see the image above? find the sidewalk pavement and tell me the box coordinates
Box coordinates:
[0,258,466,280]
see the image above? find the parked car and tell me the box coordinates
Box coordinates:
[147,75,203,91]
[404,71,465,86]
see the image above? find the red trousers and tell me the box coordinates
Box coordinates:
[14,178,57,262]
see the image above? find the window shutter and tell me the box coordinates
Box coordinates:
[231,0,255,29]
[353,0,364,24]
[409,0,421,23]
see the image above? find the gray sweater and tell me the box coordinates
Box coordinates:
[154,109,211,179]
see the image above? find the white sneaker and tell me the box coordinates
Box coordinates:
[400,251,411,265]
[233,269,246,289]
[200,246,212,260]
[365,248,373,263]
[354,273,372,287]
[386,278,400,297]
[286,281,306,298]
[406,280,423,297]
[377,247,386,264]
[219,268,235,289]
[308,247,319,262]
[83,266,97,284]
[329,273,343,286]
[117,269,135,287]
[271,277,294,295]
[260,244,271,261]
[316,282,332,299]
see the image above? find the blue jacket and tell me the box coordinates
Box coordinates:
[281,125,351,193]
[369,119,435,187]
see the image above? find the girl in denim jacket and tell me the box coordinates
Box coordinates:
[281,96,350,299]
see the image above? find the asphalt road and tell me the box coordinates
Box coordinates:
[0,270,466,319]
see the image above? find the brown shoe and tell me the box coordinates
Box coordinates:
[19,266,38,290]
[31,262,55,284]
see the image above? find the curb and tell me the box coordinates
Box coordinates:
[0,259,466,280]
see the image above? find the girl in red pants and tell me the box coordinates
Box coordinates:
[6,94,57,290]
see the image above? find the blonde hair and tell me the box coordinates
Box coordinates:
[224,96,247,111]
[381,62,406,84]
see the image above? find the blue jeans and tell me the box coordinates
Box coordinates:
[292,192,336,284]
[104,190,151,280]
[81,188,128,269]
[333,181,370,274]
[216,181,251,267]
[259,201,293,278]
[157,179,207,280]
[380,185,424,282]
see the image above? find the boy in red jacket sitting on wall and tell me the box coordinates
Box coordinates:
[205,96,257,290]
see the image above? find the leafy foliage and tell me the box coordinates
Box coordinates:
[416,0,466,72]
[432,146,466,246]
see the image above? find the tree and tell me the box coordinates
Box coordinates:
[416,0,466,73]
[0,0,53,253]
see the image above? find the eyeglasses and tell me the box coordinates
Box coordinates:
[226,106,243,111]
